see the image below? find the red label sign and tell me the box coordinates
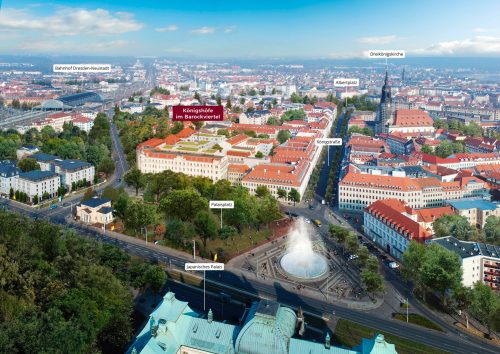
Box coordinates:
[172,106,224,121]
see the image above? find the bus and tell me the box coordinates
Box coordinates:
[313,219,322,227]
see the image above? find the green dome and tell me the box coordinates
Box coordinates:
[235,301,297,354]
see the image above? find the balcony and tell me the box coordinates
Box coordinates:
[484,262,500,270]
[484,276,500,284]
[484,269,500,276]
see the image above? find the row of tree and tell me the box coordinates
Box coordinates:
[328,224,384,296]
[421,140,466,158]
[433,119,483,137]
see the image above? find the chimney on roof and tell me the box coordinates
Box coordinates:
[264,168,267,173]
[325,333,331,349]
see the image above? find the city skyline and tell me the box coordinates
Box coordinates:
[0,0,499,58]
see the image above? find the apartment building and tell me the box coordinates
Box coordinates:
[433,236,500,290]
[0,160,19,195]
[13,170,60,202]
[54,159,95,191]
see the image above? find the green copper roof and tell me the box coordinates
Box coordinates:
[289,338,357,354]
[127,293,399,354]
[352,334,398,354]
[235,300,297,354]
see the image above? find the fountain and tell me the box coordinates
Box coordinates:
[280,218,328,280]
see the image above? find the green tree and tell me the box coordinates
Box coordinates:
[345,232,359,254]
[256,194,281,227]
[328,224,349,245]
[421,145,433,154]
[287,188,300,205]
[362,270,384,296]
[160,188,208,221]
[124,167,145,196]
[277,130,291,144]
[401,241,427,291]
[32,195,38,205]
[420,243,463,300]
[347,126,374,137]
[433,214,474,240]
[356,245,370,268]
[9,187,14,199]
[193,211,218,248]
[365,255,379,273]
[17,158,40,172]
[255,151,264,158]
[280,109,306,123]
[224,186,258,232]
[144,265,166,293]
[255,185,270,198]
[484,216,500,245]
[124,200,158,235]
[469,282,499,336]
[277,188,287,200]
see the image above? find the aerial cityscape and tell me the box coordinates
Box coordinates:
[0,1,500,354]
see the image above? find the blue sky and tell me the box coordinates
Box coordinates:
[0,0,499,58]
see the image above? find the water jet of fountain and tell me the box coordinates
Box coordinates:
[280,218,328,280]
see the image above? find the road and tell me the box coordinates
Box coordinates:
[1,109,498,354]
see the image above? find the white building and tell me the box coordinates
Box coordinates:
[54,159,95,191]
[0,161,19,196]
[76,197,114,226]
[339,172,489,211]
[71,116,94,132]
[364,199,452,259]
[13,170,60,201]
[433,236,500,290]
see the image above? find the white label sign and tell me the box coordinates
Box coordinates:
[334,78,359,87]
[53,64,112,73]
[209,200,234,209]
[367,50,406,58]
[185,263,225,271]
[315,138,343,146]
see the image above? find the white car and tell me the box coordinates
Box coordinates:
[304,219,312,224]
[388,261,399,269]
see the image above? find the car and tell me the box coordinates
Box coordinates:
[388,261,399,269]
[308,204,315,210]
[50,204,57,210]
[290,212,299,217]
[154,240,160,245]
[118,178,122,182]
[304,219,312,224]
[347,254,358,261]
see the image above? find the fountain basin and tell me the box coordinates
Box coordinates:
[280,251,328,280]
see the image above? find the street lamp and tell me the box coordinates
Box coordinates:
[193,240,196,260]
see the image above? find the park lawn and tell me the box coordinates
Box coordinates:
[204,227,272,260]
[334,319,449,354]
[393,313,444,332]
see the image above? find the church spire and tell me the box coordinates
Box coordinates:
[381,70,392,104]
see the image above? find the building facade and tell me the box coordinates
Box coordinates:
[13,170,60,201]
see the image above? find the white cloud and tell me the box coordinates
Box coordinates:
[357,35,401,45]
[164,47,185,53]
[191,26,215,35]
[473,28,488,33]
[155,24,178,32]
[414,36,500,55]
[224,26,236,33]
[0,7,143,36]
[17,39,129,52]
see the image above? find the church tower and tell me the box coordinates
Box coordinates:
[378,70,393,134]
